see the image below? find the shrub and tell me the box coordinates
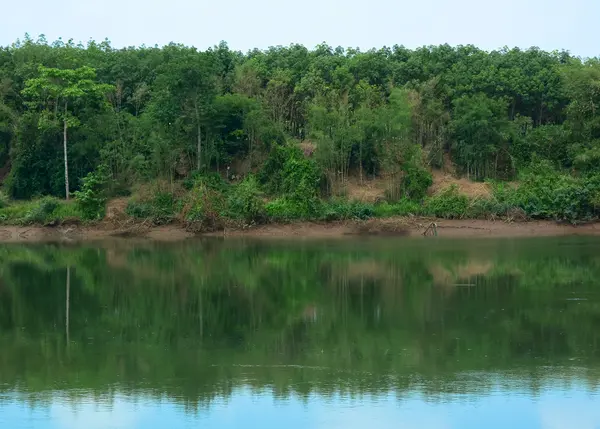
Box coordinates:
[126,192,179,225]
[183,171,229,193]
[401,163,433,201]
[466,196,509,219]
[228,175,266,224]
[373,200,421,217]
[182,182,227,231]
[320,199,374,221]
[265,198,311,222]
[424,185,469,219]
[22,196,60,224]
[74,167,108,220]
[259,145,299,194]
[0,191,8,209]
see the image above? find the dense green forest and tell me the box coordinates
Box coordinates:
[2,238,600,405]
[2,35,600,224]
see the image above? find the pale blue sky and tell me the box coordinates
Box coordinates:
[1,0,598,56]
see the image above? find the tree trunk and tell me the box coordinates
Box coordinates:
[63,115,70,200]
[195,102,202,171]
[197,123,202,171]
[359,141,364,184]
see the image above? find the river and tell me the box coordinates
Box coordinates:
[1,237,599,428]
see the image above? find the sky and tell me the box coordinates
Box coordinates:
[0,0,598,57]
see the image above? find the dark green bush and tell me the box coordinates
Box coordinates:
[228,175,266,223]
[320,199,374,221]
[126,192,178,225]
[424,185,469,219]
[22,196,60,224]
[401,163,433,201]
[259,145,294,194]
[0,191,8,209]
[183,171,229,193]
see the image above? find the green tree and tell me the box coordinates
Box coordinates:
[450,93,512,180]
[22,65,112,199]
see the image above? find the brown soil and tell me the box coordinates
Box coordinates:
[207,217,600,239]
[1,218,599,243]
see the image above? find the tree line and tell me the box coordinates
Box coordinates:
[1,35,600,220]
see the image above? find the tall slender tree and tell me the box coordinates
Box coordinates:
[22,65,112,199]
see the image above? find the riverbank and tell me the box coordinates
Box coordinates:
[1,218,599,242]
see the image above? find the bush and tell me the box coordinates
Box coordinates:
[22,196,60,224]
[479,162,600,223]
[126,192,179,225]
[401,163,433,201]
[466,196,509,219]
[259,145,299,194]
[0,191,8,209]
[265,198,307,222]
[320,199,374,221]
[74,167,108,220]
[228,175,266,223]
[424,185,469,219]
[183,171,229,193]
[373,200,421,217]
[182,182,227,231]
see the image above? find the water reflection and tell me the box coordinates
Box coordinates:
[3,387,600,429]
[1,237,600,428]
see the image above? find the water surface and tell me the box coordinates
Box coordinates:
[1,237,600,428]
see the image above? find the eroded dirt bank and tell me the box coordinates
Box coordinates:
[1,218,600,243]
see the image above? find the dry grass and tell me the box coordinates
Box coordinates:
[298,140,316,157]
[345,176,388,203]
[430,169,491,198]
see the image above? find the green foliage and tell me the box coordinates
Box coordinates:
[450,94,512,180]
[0,191,8,209]
[514,125,569,168]
[183,171,230,193]
[21,196,60,224]
[373,200,421,217]
[260,144,322,218]
[3,38,600,222]
[265,198,306,222]
[320,199,374,221]
[281,157,321,202]
[182,182,227,231]
[228,175,266,223]
[401,163,433,201]
[73,166,109,220]
[126,192,179,225]
[260,145,315,196]
[424,185,469,219]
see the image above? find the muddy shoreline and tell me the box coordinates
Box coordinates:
[1,217,600,243]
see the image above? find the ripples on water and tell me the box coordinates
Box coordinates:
[1,236,600,428]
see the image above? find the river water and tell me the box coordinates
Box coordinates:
[1,237,600,428]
